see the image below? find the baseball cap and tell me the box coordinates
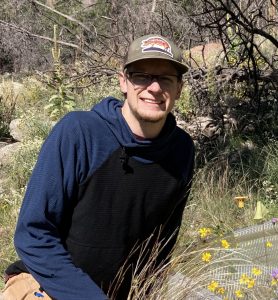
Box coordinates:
[124,34,188,74]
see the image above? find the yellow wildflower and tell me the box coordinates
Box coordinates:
[207,280,219,292]
[239,273,249,284]
[247,278,255,288]
[266,241,273,247]
[252,267,262,276]
[271,278,278,286]
[235,289,244,298]
[221,239,230,249]
[216,287,225,295]
[202,252,212,263]
[239,274,256,288]
[199,227,212,239]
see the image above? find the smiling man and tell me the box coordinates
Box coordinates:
[120,35,185,139]
[3,34,194,300]
[120,59,183,137]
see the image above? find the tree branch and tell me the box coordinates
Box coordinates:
[31,0,97,36]
[0,20,87,53]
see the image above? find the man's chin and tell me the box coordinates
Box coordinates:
[138,112,166,123]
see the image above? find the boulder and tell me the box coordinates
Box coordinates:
[185,42,224,68]
[186,116,221,138]
[9,119,25,142]
[0,142,21,167]
[0,80,24,102]
[0,142,8,149]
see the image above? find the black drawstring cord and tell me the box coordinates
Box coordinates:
[120,147,128,169]
[120,147,133,173]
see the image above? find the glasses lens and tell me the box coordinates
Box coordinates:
[129,73,151,86]
[158,75,177,85]
[127,72,178,87]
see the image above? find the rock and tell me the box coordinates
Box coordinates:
[9,119,25,142]
[0,142,21,167]
[186,116,221,138]
[177,119,187,129]
[0,142,8,149]
[185,42,224,68]
[0,80,24,100]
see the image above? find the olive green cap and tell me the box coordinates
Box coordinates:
[124,34,188,74]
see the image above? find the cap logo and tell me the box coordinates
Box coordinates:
[141,37,173,58]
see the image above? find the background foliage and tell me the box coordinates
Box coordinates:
[0,0,277,296]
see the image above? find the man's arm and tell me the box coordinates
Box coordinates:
[14,113,108,300]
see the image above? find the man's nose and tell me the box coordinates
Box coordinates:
[146,79,163,92]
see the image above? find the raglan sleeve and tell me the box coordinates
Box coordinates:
[14,113,108,300]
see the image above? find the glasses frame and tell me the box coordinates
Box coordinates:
[126,71,181,88]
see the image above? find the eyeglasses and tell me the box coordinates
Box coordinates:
[126,72,180,88]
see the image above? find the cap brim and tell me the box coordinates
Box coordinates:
[124,56,188,74]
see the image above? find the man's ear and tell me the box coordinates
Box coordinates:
[175,81,184,100]
[119,71,128,94]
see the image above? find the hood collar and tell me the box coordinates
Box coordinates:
[92,97,178,160]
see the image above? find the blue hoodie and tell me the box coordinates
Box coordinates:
[13,97,194,300]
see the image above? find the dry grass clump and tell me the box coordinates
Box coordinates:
[0,188,23,290]
[110,229,278,300]
[180,146,278,245]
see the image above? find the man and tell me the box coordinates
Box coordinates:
[3,34,194,300]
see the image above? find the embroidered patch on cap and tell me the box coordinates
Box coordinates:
[141,37,173,58]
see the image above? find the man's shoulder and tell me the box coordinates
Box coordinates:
[172,126,195,165]
[48,110,107,143]
[62,110,96,121]
[175,125,194,147]
[58,109,103,129]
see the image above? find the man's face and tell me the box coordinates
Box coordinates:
[119,59,183,126]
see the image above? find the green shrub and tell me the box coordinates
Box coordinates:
[175,83,194,117]
[14,112,53,142]
[75,75,122,111]
[20,77,52,110]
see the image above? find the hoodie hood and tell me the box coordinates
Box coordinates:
[92,97,179,161]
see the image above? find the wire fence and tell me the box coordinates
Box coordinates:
[167,220,278,299]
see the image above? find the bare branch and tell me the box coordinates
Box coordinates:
[0,20,81,51]
[31,0,97,37]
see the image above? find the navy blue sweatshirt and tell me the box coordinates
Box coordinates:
[13,97,194,300]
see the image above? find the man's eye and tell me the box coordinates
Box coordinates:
[133,74,150,82]
[159,76,173,83]
[134,74,147,80]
